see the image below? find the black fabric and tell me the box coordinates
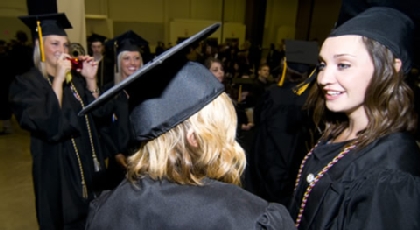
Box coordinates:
[246,82,314,206]
[289,132,420,229]
[86,177,297,230]
[331,7,414,73]
[19,13,72,37]
[88,33,106,44]
[334,0,420,70]
[128,61,224,141]
[80,23,221,117]
[105,30,148,56]
[96,55,114,87]
[9,69,110,229]
[0,50,14,120]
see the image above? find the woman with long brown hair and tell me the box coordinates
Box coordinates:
[289,2,420,229]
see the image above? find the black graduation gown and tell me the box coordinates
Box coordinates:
[289,132,420,230]
[95,82,132,189]
[245,82,314,206]
[9,69,108,230]
[96,56,114,88]
[86,177,297,230]
[0,51,13,120]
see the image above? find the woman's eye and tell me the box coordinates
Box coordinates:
[337,63,351,70]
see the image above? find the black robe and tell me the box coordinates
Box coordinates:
[245,82,315,206]
[289,132,420,230]
[95,82,133,189]
[9,69,109,229]
[86,177,297,230]
[96,56,114,88]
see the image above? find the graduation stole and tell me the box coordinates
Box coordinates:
[293,141,357,228]
[47,78,101,198]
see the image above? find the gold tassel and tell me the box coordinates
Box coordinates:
[36,21,45,62]
[278,58,287,86]
[293,69,317,96]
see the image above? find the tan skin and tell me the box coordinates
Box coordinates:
[40,35,99,107]
[115,50,143,169]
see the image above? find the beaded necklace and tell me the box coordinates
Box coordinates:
[293,140,357,228]
[47,77,100,198]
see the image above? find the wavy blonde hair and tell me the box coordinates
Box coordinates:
[33,38,48,78]
[127,92,246,186]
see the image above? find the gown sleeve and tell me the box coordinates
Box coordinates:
[256,203,297,230]
[9,71,78,142]
[346,169,420,230]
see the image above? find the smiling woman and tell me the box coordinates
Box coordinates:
[289,3,420,230]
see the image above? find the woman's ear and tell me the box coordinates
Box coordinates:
[186,129,198,148]
[393,58,402,72]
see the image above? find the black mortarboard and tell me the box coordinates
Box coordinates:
[106,30,148,56]
[332,0,420,73]
[88,33,107,44]
[79,23,223,141]
[105,30,149,72]
[278,40,318,86]
[18,13,72,64]
[19,13,72,37]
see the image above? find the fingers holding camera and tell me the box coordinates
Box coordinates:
[56,53,72,83]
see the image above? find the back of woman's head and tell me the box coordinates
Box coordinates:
[127,92,246,186]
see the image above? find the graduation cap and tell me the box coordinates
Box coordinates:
[278,40,318,89]
[88,33,107,44]
[79,23,223,141]
[331,0,420,73]
[295,0,420,95]
[18,13,72,83]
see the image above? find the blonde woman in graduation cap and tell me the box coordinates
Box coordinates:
[84,24,296,230]
[96,30,146,189]
[289,0,420,229]
[9,10,109,230]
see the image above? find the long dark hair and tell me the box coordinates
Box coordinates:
[306,37,417,149]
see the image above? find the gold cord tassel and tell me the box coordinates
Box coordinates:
[278,58,287,86]
[238,85,242,102]
[293,69,317,96]
[36,21,45,62]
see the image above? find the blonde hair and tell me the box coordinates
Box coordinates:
[33,38,48,78]
[114,50,143,84]
[127,92,246,186]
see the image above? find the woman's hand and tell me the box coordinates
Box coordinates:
[55,53,72,83]
[78,56,98,80]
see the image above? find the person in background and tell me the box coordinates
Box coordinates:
[97,30,145,189]
[204,57,225,83]
[87,33,114,87]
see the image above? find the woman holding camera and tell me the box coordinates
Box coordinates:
[9,13,108,229]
